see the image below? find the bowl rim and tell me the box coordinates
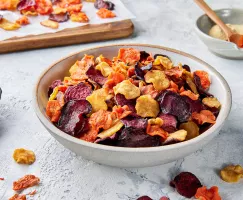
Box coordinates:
[195,8,243,51]
[33,43,232,152]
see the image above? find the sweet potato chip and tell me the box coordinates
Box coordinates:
[46,100,61,122]
[80,126,98,142]
[112,105,132,119]
[97,8,115,18]
[104,72,126,91]
[135,95,160,118]
[86,88,108,112]
[194,70,211,90]
[112,61,129,77]
[36,0,53,15]
[13,175,40,191]
[202,97,221,109]
[63,77,81,86]
[95,61,113,77]
[13,148,36,165]
[16,16,29,25]
[0,0,19,11]
[192,110,216,125]
[180,90,199,100]
[113,80,140,100]
[146,119,168,140]
[98,121,124,139]
[53,6,67,14]
[21,9,38,16]
[165,67,184,78]
[40,19,58,29]
[95,54,112,66]
[0,18,20,30]
[169,81,179,93]
[195,186,222,200]
[140,84,158,99]
[220,165,243,183]
[67,3,82,13]
[117,48,140,65]
[153,55,173,70]
[144,70,170,91]
[70,12,89,22]
[9,194,26,200]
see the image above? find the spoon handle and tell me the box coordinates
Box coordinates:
[194,0,233,39]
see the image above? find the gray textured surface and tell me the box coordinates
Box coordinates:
[1,0,243,199]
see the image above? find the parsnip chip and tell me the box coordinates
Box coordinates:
[95,61,113,77]
[153,55,173,69]
[53,7,67,14]
[40,19,58,29]
[13,148,36,165]
[98,121,124,139]
[135,95,160,118]
[21,10,38,16]
[202,97,221,109]
[49,87,59,100]
[86,88,108,112]
[220,165,243,183]
[0,18,20,30]
[148,118,163,126]
[113,80,140,100]
[70,12,89,22]
[144,70,170,91]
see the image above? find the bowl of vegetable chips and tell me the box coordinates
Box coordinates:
[34,44,231,167]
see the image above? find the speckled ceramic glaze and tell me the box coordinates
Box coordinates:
[33,44,232,168]
[195,9,243,59]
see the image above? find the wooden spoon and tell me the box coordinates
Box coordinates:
[194,0,243,48]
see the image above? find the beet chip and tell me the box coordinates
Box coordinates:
[158,114,177,133]
[193,74,213,98]
[183,96,205,113]
[117,127,161,147]
[86,66,107,85]
[170,172,202,198]
[64,82,92,102]
[94,0,115,10]
[158,91,191,122]
[154,53,170,60]
[139,51,150,62]
[121,116,147,129]
[137,196,153,200]
[49,13,69,23]
[58,100,92,137]
[115,94,136,114]
[182,64,191,72]
[48,79,63,97]
[17,0,36,11]
[95,132,119,146]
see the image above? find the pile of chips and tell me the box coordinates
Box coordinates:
[46,48,221,147]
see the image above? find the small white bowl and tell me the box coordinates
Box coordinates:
[195,9,243,59]
[33,44,232,168]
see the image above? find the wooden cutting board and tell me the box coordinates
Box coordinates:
[0,19,134,54]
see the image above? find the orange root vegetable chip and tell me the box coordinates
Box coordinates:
[13,175,40,191]
[21,10,38,16]
[56,91,65,107]
[192,110,216,125]
[146,124,168,140]
[179,86,185,93]
[95,54,112,66]
[136,95,160,118]
[9,194,26,200]
[16,16,30,25]
[127,67,135,77]
[13,148,36,165]
[112,105,132,120]
[63,77,81,86]
[98,121,124,139]
[112,62,129,77]
[46,100,61,122]
[36,0,53,15]
[113,80,140,100]
[70,12,89,22]
[202,97,221,109]
[165,67,184,78]
[169,81,179,93]
[86,88,108,112]
[40,19,59,29]
[97,8,116,18]
[195,186,222,200]
[194,70,211,90]
[0,0,19,11]
[95,62,113,77]
[145,70,170,91]
[67,3,82,13]
[140,84,158,99]
[220,165,243,183]
[53,7,67,14]
[80,127,98,142]
[104,72,126,91]
[0,18,20,30]
[153,55,173,70]
[180,90,199,100]
[117,48,140,65]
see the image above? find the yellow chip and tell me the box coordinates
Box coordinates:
[53,7,67,14]
[153,55,173,69]
[13,148,36,165]
[86,88,108,112]
[144,70,170,91]
[98,121,124,139]
[40,20,59,29]
[49,87,59,101]
[70,12,89,23]
[69,61,79,75]
[220,165,243,183]
[0,18,20,31]
[95,62,113,77]
[0,0,19,11]
[202,97,221,109]
[148,118,163,126]
[21,10,38,16]
[113,80,140,100]
[135,95,160,118]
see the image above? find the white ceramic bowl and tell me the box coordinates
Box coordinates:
[195,9,243,59]
[33,44,232,168]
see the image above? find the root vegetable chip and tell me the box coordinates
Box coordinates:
[95,61,113,77]
[202,97,221,109]
[158,113,177,133]
[137,196,152,200]
[146,118,168,140]
[121,116,147,129]
[16,16,29,25]
[136,95,160,118]
[94,0,114,10]
[192,110,216,125]
[13,175,40,191]
[0,0,19,10]
[194,70,211,90]
[104,72,126,91]
[36,0,53,15]
[195,186,222,200]
[95,54,112,66]
[112,105,132,119]
[97,8,115,18]
[117,48,140,65]
[145,70,170,91]
[165,67,184,78]
[40,19,58,29]
[220,165,243,183]
[49,87,59,100]
[169,81,179,93]
[0,18,20,30]
[162,129,187,145]
[49,12,69,22]
[70,12,89,23]
[9,194,26,200]
[153,55,173,70]
[13,148,36,165]
[53,6,67,14]
[179,121,199,140]
[140,84,158,99]
[0,177,4,180]
[46,100,61,122]
[17,0,35,11]
[80,126,98,142]
[180,90,199,100]
[86,66,107,85]
[48,79,62,96]
[98,121,124,139]
[86,88,108,112]
[115,94,136,114]
[194,74,213,98]
[114,80,140,100]
[67,3,82,13]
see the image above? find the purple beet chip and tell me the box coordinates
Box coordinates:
[95,132,119,146]
[137,196,153,200]
[154,53,170,60]
[139,51,150,62]
[64,82,92,102]
[49,13,69,23]
[158,114,177,133]
[48,79,63,97]
[94,0,115,10]
[121,116,147,129]
[17,0,36,11]
[58,100,92,137]
[193,74,213,98]
[170,172,202,198]
[135,63,145,80]
[182,64,191,72]
[115,94,136,114]
[86,66,107,85]
[182,96,205,113]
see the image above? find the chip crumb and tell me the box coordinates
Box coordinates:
[13,175,40,191]
[13,148,36,165]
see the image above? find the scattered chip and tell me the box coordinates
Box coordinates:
[49,12,69,22]
[195,186,222,200]
[0,0,19,11]
[202,97,221,109]
[13,148,36,165]
[0,18,20,30]
[86,88,108,112]
[145,70,170,91]
[70,12,89,22]
[40,19,58,29]
[0,177,4,180]
[220,165,243,183]
[13,174,40,191]
[17,0,35,11]
[114,80,140,100]
[16,15,30,25]
[9,194,27,200]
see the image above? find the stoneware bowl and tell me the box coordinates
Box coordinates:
[33,44,232,168]
[195,9,243,59]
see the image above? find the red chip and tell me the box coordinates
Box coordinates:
[115,94,136,114]
[137,196,152,200]
[158,114,177,133]
[121,116,147,129]
[64,82,92,102]
[86,66,107,85]
[49,12,69,22]
[17,0,36,11]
